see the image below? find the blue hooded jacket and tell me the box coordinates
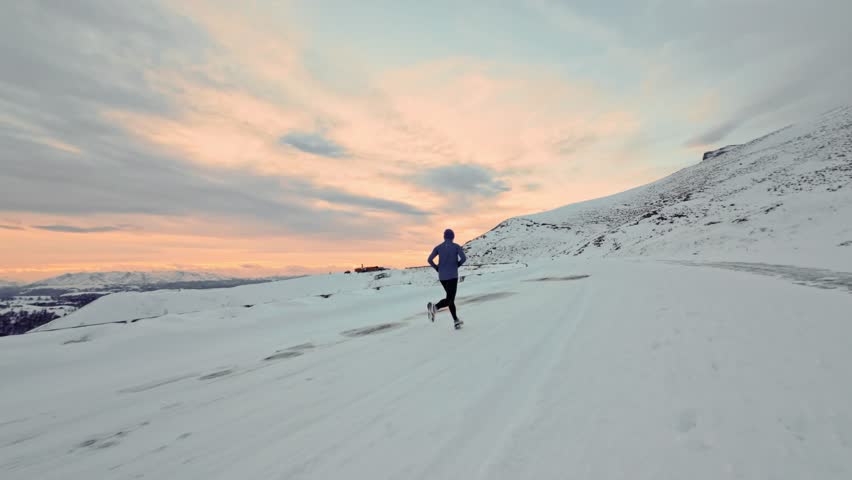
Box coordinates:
[428,229,466,281]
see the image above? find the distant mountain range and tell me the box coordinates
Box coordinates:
[28,271,234,289]
[0,271,279,297]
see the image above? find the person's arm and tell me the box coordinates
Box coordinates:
[457,245,467,267]
[428,247,439,271]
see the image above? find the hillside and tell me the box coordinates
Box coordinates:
[465,107,852,269]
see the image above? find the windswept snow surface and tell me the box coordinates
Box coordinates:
[33,263,524,331]
[2,258,852,479]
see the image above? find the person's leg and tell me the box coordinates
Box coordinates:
[445,278,458,321]
[435,279,451,310]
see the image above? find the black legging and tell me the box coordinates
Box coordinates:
[435,278,459,321]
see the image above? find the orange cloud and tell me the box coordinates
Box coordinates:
[0,213,429,282]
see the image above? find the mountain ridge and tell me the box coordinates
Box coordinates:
[28,270,236,289]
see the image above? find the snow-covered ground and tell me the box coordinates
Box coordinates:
[33,263,525,331]
[0,304,75,317]
[0,297,75,317]
[2,258,851,479]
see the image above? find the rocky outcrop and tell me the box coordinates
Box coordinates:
[702,144,740,161]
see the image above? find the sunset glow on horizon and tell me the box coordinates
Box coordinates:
[3,1,850,282]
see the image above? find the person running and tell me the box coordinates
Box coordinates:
[427,228,466,329]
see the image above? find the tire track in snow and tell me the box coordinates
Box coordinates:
[479,277,594,478]
[415,277,593,479]
[673,261,852,294]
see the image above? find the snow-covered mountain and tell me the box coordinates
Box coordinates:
[0,280,19,288]
[465,106,852,270]
[28,271,235,290]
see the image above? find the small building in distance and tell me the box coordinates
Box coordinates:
[352,264,388,273]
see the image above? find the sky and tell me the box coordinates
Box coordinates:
[1,0,851,282]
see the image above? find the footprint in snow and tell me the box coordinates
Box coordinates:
[264,342,315,361]
[341,322,404,337]
[677,409,698,433]
[264,351,303,361]
[73,421,150,453]
[198,369,235,380]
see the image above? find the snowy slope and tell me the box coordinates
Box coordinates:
[33,263,525,331]
[465,106,852,269]
[0,280,19,288]
[29,271,234,290]
[2,257,851,479]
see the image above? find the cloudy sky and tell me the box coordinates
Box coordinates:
[1,0,850,281]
